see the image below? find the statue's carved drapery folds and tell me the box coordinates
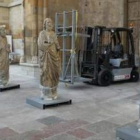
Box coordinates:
[0,27,10,86]
[38,18,61,100]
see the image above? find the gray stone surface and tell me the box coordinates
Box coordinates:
[43,133,79,140]
[37,116,64,126]
[84,120,120,134]
[85,130,116,140]
[116,123,140,140]
[107,113,137,126]
[9,121,46,134]
[0,65,140,139]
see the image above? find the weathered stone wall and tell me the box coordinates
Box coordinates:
[47,0,126,28]
[0,0,9,30]
[0,0,127,63]
[20,0,126,63]
[0,0,19,29]
[9,4,24,56]
[0,0,10,3]
[24,0,47,63]
[79,0,125,27]
[47,0,79,21]
[0,0,24,63]
[0,7,9,29]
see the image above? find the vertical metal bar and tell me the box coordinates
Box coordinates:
[139,103,140,120]
[71,10,76,84]
[136,0,139,55]
[62,11,67,80]
[137,0,140,56]
[55,13,58,33]
[84,27,87,61]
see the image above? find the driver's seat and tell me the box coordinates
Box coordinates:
[112,44,124,58]
[110,44,129,67]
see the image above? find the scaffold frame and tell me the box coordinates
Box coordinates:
[55,10,89,84]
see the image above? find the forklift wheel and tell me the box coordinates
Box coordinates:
[98,70,112,86]
[130,71,139,82]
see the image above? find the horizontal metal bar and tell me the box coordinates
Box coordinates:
[74,33,90,38]
[60,49,71,51]
[59,79,73,84]
[57,10,77,15]
[57,26,72,29]
[57,32,90,38]
[56,33,71,36]
[59,77,89,84]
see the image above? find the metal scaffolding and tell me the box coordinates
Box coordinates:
[55,10,89,84]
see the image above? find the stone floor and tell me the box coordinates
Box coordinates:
[0,65,140,140]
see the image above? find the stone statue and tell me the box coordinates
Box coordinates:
[0,27,10,86]
[38,18,61,100]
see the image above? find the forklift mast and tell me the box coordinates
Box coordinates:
[81,26,106,79]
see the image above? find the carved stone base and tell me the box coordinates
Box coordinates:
[31,56,38,64]
[20,56,26,63]
[20,63,39,78]
[26,97,72,109]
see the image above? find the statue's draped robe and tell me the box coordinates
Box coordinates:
[38,30,61,91]
[0,36,9,86]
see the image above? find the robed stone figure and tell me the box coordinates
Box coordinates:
[38,18,61,100]
[0,27,10,86]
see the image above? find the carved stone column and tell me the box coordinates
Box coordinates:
[24,0,38,64]
[20,1,26,63]
[38,0,43,35]
[30,0,38,64]
[43,0,48,20]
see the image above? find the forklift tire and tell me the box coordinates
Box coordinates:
[130,70,139,82]
[98,70,112,86]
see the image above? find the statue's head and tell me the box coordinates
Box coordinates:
[43,18,53,31]
[0,26,6,37]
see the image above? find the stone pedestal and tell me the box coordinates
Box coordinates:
[20,56,26,63]
[0,84,20,92]
[116,123,140,140]
[26,97,72,109]
[20,63,39,78]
